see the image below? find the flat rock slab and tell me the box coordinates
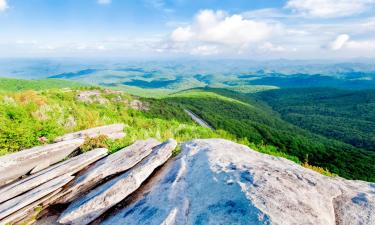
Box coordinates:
[54,124,125,142]
[101,139,375,225]
[0,189,62,225]
[58,139,177,225]
[55,139,160,204]
[0,148,108,204]
[0,174,74,221]
[0,139,84,186]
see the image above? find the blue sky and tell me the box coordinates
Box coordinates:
[0,0,375,59]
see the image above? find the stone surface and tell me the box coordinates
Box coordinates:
[54,139,160,204]
[0,189,61,225]
[58,139,177,225]
[76,90,109,105]
[0,175,74,221]
[129,99,149,111]
[101,139,375,225]
[0,139,84,186]
[54,123,125,142]
[0,148,108,204]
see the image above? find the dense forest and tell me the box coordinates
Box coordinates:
[258,88,375,151]
[165,89,375,181]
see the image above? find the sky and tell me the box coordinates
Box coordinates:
[0,0,375,59]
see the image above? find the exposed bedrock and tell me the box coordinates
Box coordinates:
[101,139,375,225]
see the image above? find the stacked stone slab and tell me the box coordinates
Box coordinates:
[0,123,177,225]
[0,124,126,186]
[53,123,125,142]
[54,139,162,204]
[57,139,177,225]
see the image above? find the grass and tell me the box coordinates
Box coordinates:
[302,161,336,177]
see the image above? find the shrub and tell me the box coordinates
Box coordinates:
[302,161,336,177]
[80,135,109,152]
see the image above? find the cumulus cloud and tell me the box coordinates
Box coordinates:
[0,0,8,11]
[97,0,111,5]
[171,10,280,47]
[330,34,350,50]
[328,34,375,53]
[286,0,375,18]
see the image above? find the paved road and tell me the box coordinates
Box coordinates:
[184,109,214,130]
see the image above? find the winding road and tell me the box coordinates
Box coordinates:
[184,109,214,130]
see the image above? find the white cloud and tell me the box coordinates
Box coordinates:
[0,0,8,11]
[190,45,219,55]
[97,0,111,5]
[170,10,279,47]
[171,27,194,42]
[328,34,375,54]
[259,42,287,52]
[286,0,375,18]
[330,34,350,50]
[345,39,375,50]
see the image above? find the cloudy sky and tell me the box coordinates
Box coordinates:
[0,0,375,59]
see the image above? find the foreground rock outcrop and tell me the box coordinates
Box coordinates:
[1,133,374,225]
[54,139,161,204]
[0,124,176,225]
[0,124,125,186]
[58,139,177,225]
[0,148,108,204]
[102,139,375,225]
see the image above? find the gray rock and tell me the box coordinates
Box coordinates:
[101,139,375,225]
[0,139,84,186]
[0,174,74,221]
[54,123,125,142]
[54,139,160,204]
[0,148,108,204]
[0,189,61,225]
[106,132,126,140]
[58,139,177,225]
[129,99,149,111]
[76,90,109,105]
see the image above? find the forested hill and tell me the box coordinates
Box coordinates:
[163,88,375,181]
[258,88,375,151]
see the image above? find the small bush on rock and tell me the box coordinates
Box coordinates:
[80,135,109,152]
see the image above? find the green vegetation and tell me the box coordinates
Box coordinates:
[164,89,375,181]
[1,78,374,181]
[80,135,109,152]
[0,87,227,156]
[258,88,375,151]
[0,78,87,92]
[117,85,174,98]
